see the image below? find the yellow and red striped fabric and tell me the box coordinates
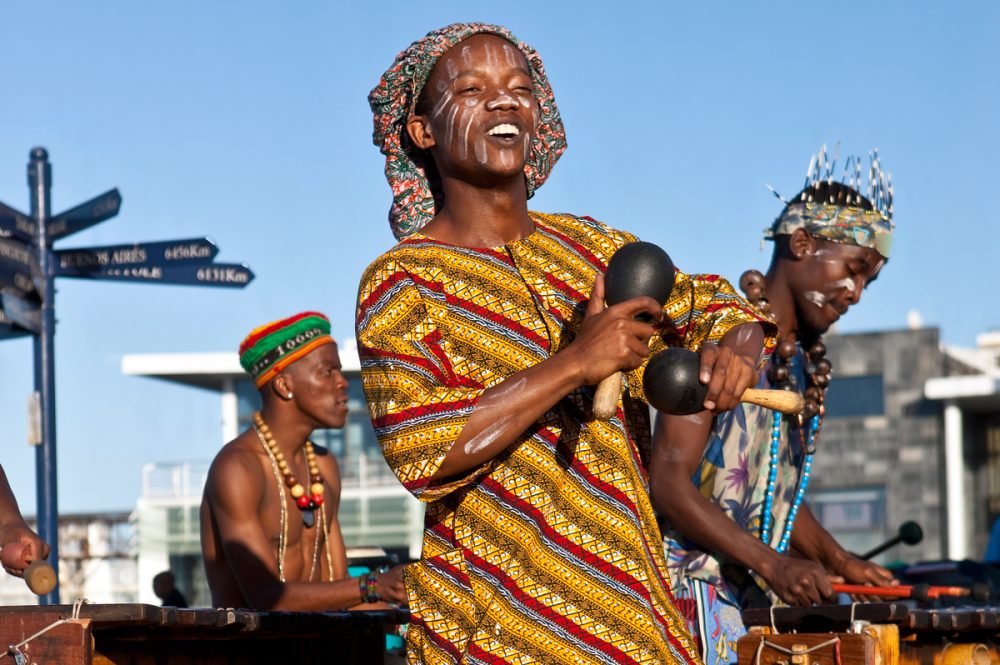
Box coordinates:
[356,212,767,664]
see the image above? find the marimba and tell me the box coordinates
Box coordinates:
[740,602,999,665]
[0,603,409,664]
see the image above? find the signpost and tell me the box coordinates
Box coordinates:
[0,148,254,604]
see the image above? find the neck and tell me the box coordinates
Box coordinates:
[421,174,533,247]
[258,404,314,459]
[763,263,799,341]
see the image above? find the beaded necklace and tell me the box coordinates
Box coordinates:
[253,413,334,583]
[253,412,325,527]
[740,270,830,553]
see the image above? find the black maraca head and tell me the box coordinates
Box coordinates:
[604,242,676,322]
[643,348,707,415]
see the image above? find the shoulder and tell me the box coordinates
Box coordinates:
[530,212,639,258]
[206,433,266,498]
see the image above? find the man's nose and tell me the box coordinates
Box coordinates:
[485,89,520,111]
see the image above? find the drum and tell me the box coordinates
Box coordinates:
[739,602,998,665]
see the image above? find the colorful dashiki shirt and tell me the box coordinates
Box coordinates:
[662,350,810,664]
[357,211,767,665]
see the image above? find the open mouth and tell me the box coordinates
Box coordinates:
[486,123,521,140]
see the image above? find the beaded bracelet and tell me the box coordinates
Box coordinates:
[360,570,380,603]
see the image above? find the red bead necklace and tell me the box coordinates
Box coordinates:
[253,411,325,527]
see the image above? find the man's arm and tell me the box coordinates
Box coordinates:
[205,449,405,610]
[0,465,50,576]
[650,327,837,606]
[434,275,661,480]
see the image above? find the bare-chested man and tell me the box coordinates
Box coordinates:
[200,311,406,610]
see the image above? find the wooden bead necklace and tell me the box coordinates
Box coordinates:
[253,412,334,583]
[740,269,831,551]
[253,411,325,527]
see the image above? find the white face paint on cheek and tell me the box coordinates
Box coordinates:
[444,104,459,151]
[475,136,487,165]
[459,111,474,159]
[431,90,454,120]
[803,290,828,308]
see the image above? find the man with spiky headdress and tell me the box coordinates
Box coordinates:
[651,147,897,665]
[358,22,775,664]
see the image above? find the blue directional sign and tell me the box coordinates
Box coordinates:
[0,201,35,241]
[55,237,220,275]
[0,237,40,297]
[0,307,32,339]
[0,292,41,334]
[48,188,121,241]
[1,148,255,605]
[58,261,255,287]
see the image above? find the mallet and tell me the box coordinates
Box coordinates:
[831,582,991,602]
[593,241,676,420]
[643,347,805,415]
[859,521,923,560]
[1,542,56,596]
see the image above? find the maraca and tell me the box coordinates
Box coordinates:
[643,347,804,415]
[592,241,676,419]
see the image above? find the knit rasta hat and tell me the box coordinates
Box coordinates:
[238,312,334,388]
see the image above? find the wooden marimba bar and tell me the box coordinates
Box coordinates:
[0,603,409,664]
[740,602,999,665]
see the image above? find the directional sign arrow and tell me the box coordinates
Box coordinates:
[58,262,254,288]
[0,292,41,334]
[0,306,33,339]
[49,188,121,241]
[54,237,220,275]
[0,238,40,296]
[0,201,36,241]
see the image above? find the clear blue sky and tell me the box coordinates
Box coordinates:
[1,1,997,513]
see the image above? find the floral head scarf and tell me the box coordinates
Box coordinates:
[369,23,567,239]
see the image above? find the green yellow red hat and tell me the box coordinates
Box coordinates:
[238,312,333,388]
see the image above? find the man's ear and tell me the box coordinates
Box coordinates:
[406,114,436,150]
[789,228,817,260]
[272,373,294,401]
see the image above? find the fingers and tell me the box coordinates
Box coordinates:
[613,296,663,324]
[699,345,756,412]
[586,274,606,317]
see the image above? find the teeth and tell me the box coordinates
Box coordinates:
[487,124,520,137]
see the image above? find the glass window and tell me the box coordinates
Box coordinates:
[824,374,884,418]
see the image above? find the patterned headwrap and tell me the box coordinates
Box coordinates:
[764,146,895,258]
[238,312,334,388]
[766,202,894,259]
[369,23,567,240]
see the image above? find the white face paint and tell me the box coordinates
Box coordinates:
[502,44,520,68]
[445,59,458,80]
[443,104,459,152]
[803,290,829,308]
[828,277,856,291]
[484,42,498,68]
[460,45,472,66]
[459,112,474,160]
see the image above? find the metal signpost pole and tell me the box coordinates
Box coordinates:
[27,148,59,605]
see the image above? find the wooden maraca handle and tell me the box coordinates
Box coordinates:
[24,559,56,596]
[742,388,804,414]
[593,371,623,420]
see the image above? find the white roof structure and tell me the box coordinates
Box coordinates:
[121,338,362,391]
